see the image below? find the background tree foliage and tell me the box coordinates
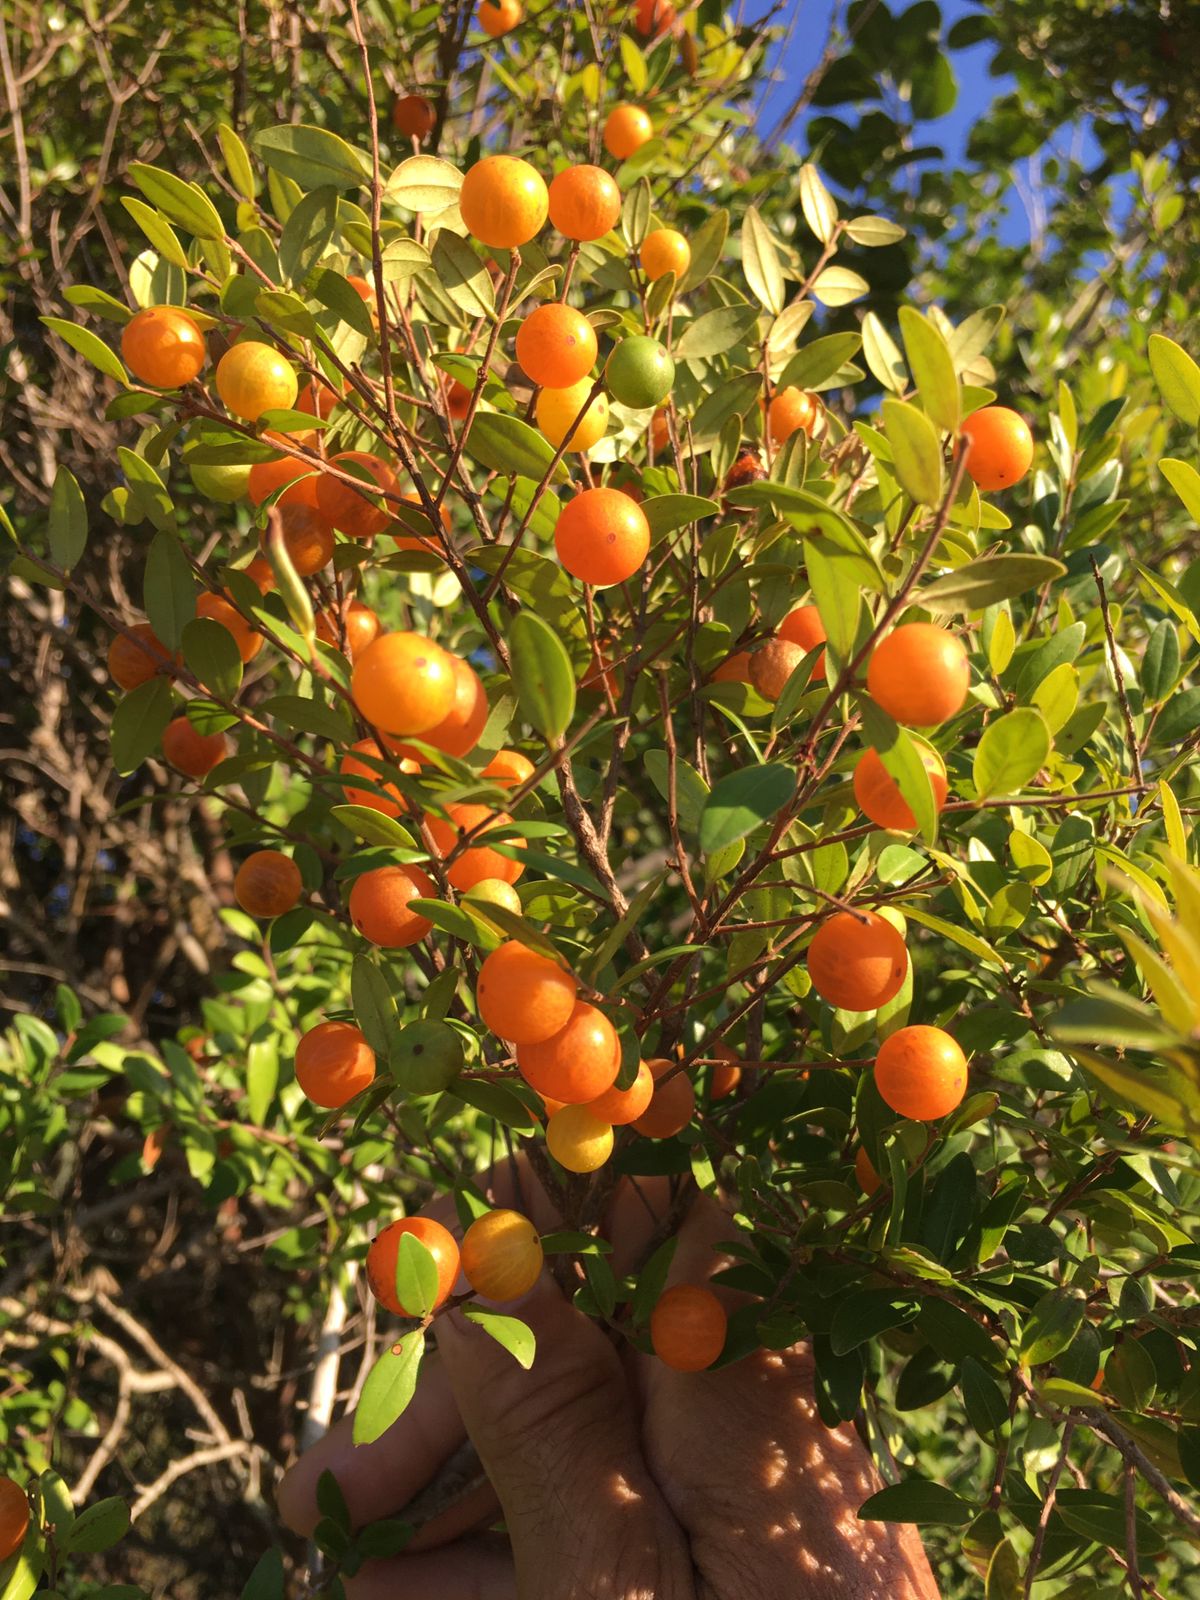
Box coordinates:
[2,1,1199,1597]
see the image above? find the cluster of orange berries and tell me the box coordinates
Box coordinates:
[363,1203,727,1372]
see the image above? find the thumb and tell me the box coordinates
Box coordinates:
[433,1273,694,1600]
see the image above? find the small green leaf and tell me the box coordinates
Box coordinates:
[110,676,175,775]
[239,1548,285,1600]
[699,763,794,855]
[858,1479,973,1527]
[882,398,942,505]
[919,554,1066,613]
[353,1331,424,1444]
[121,197,190,268]
[678,207,727,293]
[778,331,863,392]
[463,1307,536,1368]
[830,1290,921,1354]
[447,1077,539,1132]
[61,1497,130,1555]
[432,230,496,320]
[641,494,719,537]
[117,447,175,531]
[255,124,369,191]
[40,317,127,385]
[859,702,938,844]
[278,186,340,285]
[675,303,760,361]
[972,708,1050,799]
[128,162,225,238]
[217,123,257,201]
[467,412,564,482]
[1148,333,1200,428]
[384,155,463,212]
[48,467,88,572]
[351,954,397,1059]
[844,214,906,247]
[182,616,242,700]
[797,164,838,245]
[741,205,786,314]
[1019,1286,1087,1368]
[1160,457,1200,522]
[862,312,907,393]
[509,611,575,742]
[809,266,869,307]
[144,531,196,649]
[329,805,417,848]
[395,1230,440,1318]
[898,306,959,433]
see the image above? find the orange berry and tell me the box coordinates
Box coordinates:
[387,656,488,761]
[351,632,457,735]
[649,407,671,452]
[854,1146,881,1194]
[247,455,319,508]
[426,802,524,891]
[0,1475,29,1562]
[517,1001,620,1103]
[316,452,400,540]
[640,228,690,282]
[315,600,380,659]
[853,745,948,831]
[867,623,970,728]
[108,622,174,690]
[478,0,523,35]
[555,486,650,587]
[874,1025,968,1121]
[235,849,302,918]
[196,590,262,663]
[161,715,228,779]
[245,555,276,593]
[536,378,609,451]
[296,378,343,421]
[604,104,653,161]
[392,93,437,140]
[483,748,536,788]
[274,500,335,576]
[349,864,436,947]
[459,155,548,250]
[366,1216,460,1316]
[476,940,577,1044]
[121,306,206,388]
[650,1284,726,1372]
[749,637,806,700]
[710,649,752,685]
[548,165,622,241]
[767,387,819,443]
[631,1057,695,1138]
[635,0,676,37]
[516,303,598,389]
[586,1058,654,1125]
[338,738,411,817]
[461,1209,544,1301]
[393,492,452,556]
[444,377,473,419]
[709,1041,741,1101]
[216,340,298,421]
[777,603,826,680]
[806,910,908,1012]
[546,1103,613,1172]
[960,406,1034,492]
[295,1020,376,1108]
[580,641,620,700]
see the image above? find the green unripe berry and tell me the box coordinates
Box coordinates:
[605,336,675,410]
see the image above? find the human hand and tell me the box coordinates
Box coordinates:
[279,1170,939,1599]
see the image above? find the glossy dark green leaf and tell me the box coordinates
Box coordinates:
[675,303,760,361]
[699,763,794,855]
[919,555,1065,613]
[509,611,575,741]
[61,1497,130,1555]
[239,1548,285,1600]
[48,467,88,573]
[467,412,565,483]
[182,617,242,700]
[858,1479,973,1527]
[128,161,225,237]
[830,1289,921,1355]
[110,676,175,775]
[255,124,369,191]
[882,398,942,505]
[1018,1286,1087,1368]
[279,186,340,285]
[144,530,196,649]
[41,317,127,385]
[351,955,397,1059]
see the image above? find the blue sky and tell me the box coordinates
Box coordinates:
[747,0,1040,247]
